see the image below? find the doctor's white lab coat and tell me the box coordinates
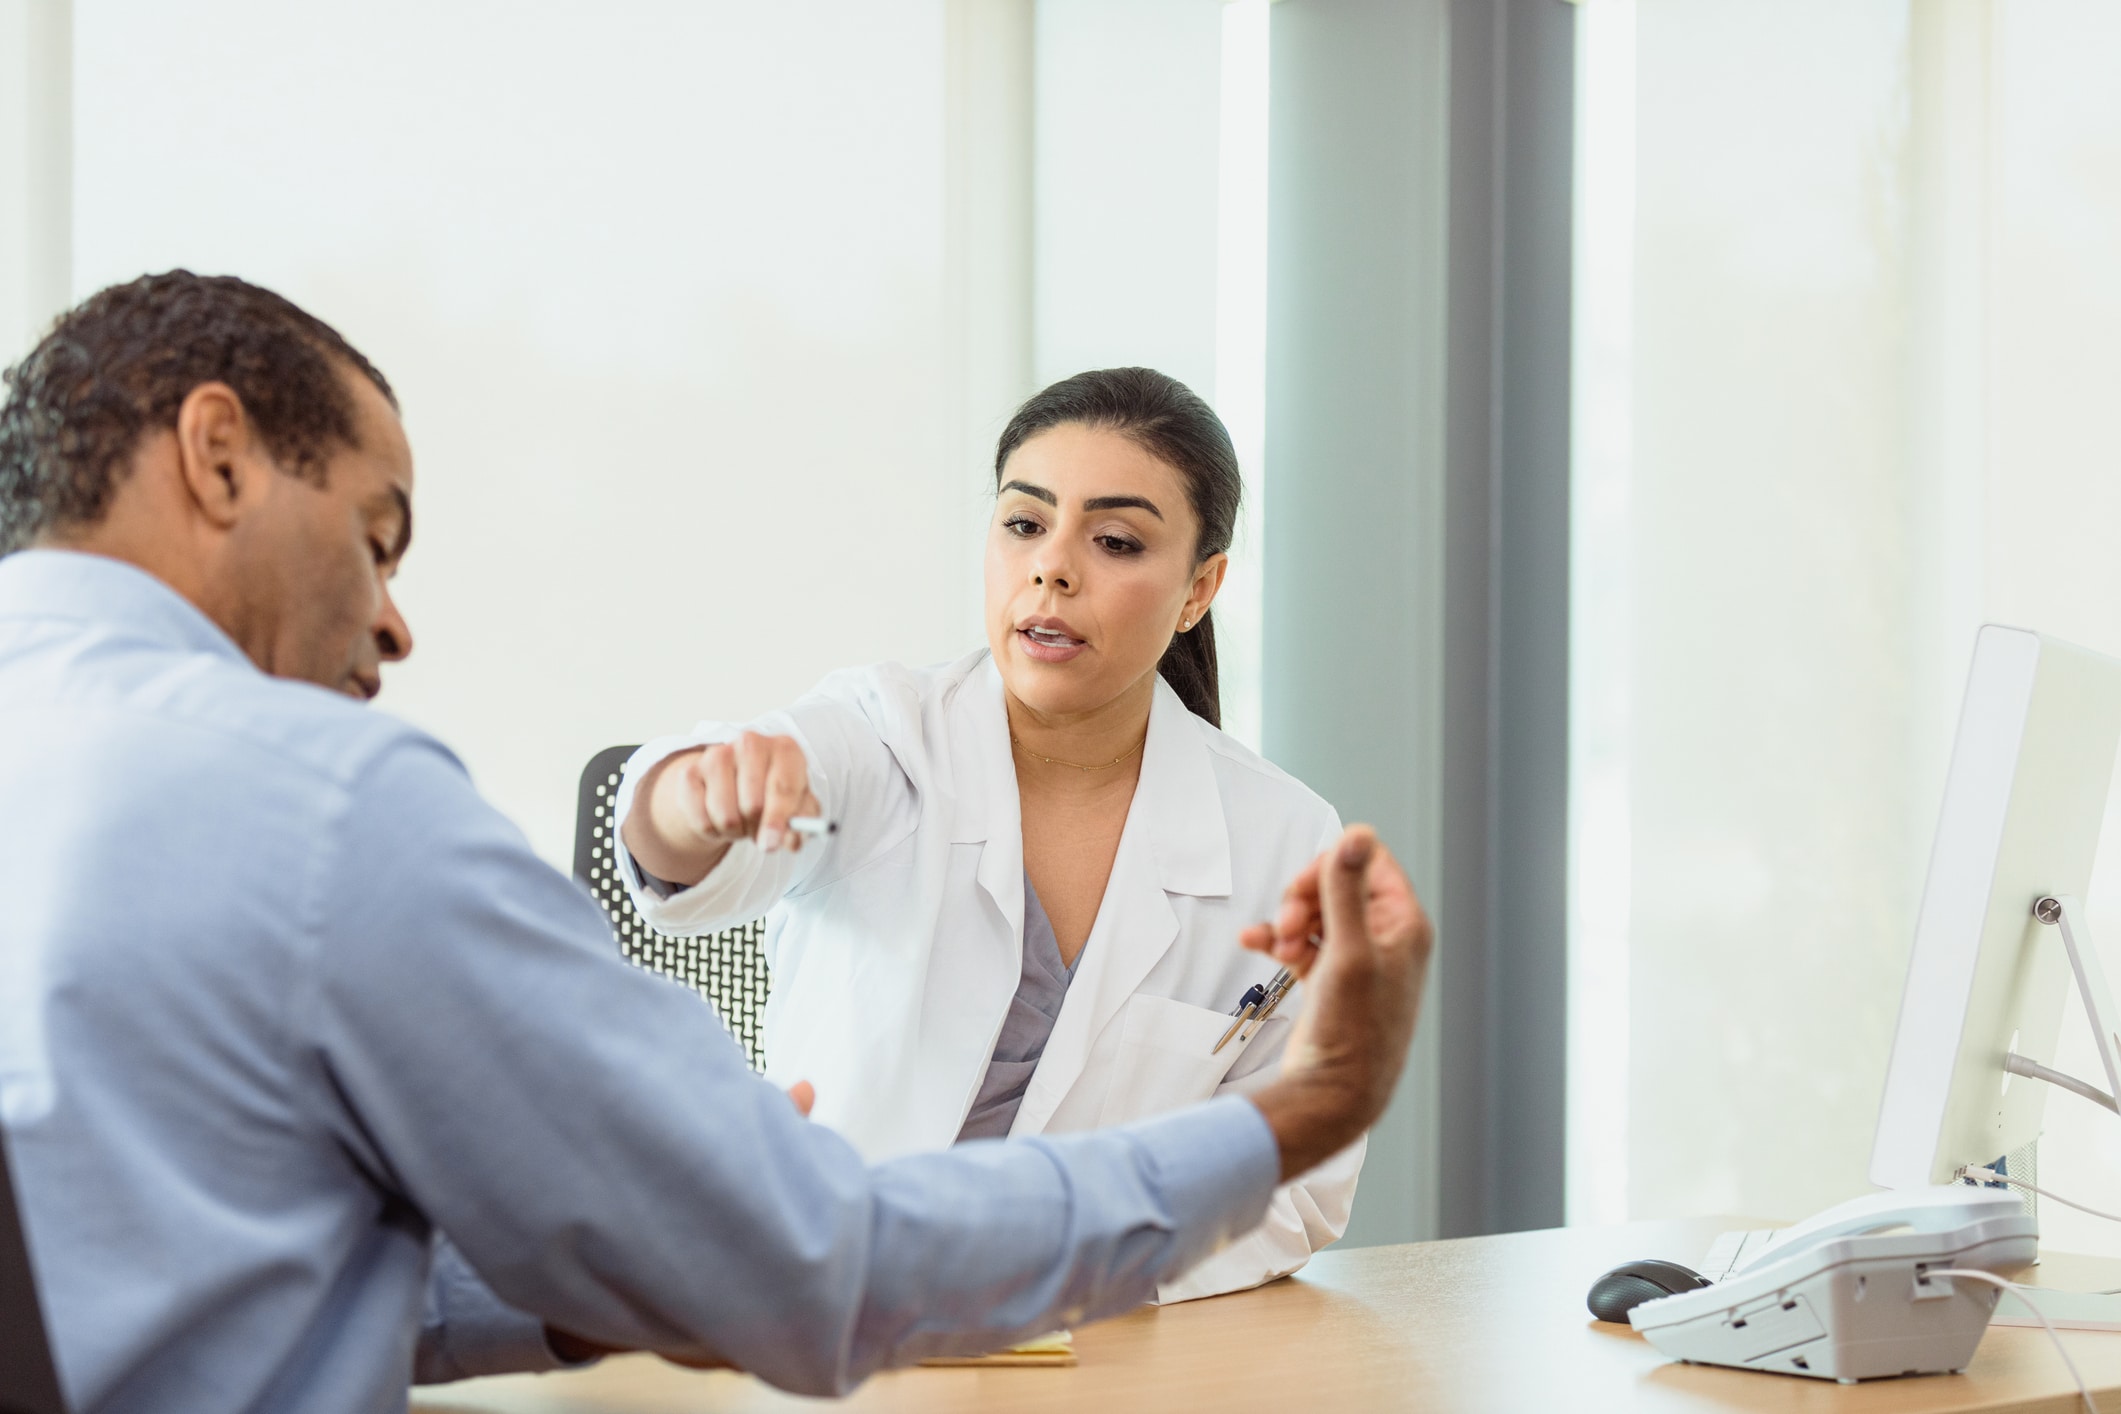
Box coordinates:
[614,650,1366,1303]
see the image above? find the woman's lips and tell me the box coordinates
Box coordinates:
[1017,626,1087,663]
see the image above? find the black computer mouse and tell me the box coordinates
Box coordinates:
[1585,1258,1712,1323]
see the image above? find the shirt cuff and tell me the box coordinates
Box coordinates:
[630,850,684,899]
[1125,1095,1281,1263]
[416,1238,595,1384]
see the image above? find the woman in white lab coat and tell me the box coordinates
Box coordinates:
[616,367,1363,1303]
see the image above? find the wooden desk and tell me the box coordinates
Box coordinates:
[412,1217,2121,1413]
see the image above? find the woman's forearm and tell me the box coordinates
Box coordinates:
[620,749,733,888]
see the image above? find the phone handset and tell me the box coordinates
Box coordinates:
[1735,1185,2022,1277]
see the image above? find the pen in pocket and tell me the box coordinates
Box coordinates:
[1214,967,1292,1055]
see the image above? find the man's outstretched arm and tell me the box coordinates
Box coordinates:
[316,737,1426,1394]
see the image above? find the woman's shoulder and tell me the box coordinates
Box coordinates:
[1186,715,1342,839]
[802,650,988,715]
[787,653,994,783]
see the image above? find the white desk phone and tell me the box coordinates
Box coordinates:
[1621,1185,2037,1383]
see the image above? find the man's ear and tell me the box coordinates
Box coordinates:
[172,382,265,530]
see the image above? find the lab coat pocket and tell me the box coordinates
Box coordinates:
[1096,994,1254,1128]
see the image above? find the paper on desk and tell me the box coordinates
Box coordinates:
[917,1330,1077,1368]
[1992,1289,2121,1331]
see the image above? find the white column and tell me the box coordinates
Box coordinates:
[945,0,1035,646]
[1566,0,1636,1231]
[1029,1,1273,751]
[1902,0,1994,877]
[0,0,69,364]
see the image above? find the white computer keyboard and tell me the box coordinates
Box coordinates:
[1700,1226,1790,1282]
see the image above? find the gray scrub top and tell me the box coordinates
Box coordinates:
[956,875,1081,1142]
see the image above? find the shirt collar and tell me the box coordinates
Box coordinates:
[0,548,254,669]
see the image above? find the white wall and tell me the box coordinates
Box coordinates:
[58,0,1271,860]
[1033,0,1223,397]
[69,0,1023,866]
[1572,0,2121,1246]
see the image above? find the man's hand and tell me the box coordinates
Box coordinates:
[620,732,823,887]
[1239,826,1432,1180]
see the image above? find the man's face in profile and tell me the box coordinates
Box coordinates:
[236,369,417,700]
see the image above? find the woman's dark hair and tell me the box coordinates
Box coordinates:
[994,367,1240,727]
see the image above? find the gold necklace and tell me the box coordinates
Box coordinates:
[1010,730,1146,772]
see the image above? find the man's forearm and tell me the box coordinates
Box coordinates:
[835,1098,1279,1379]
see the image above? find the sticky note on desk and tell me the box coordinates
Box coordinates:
[918,1330,1077,1368]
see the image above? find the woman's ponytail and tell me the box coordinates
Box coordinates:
[1157,608,1222,728]
[994,367,1242,728]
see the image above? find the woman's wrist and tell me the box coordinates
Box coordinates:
[620,749,730,888]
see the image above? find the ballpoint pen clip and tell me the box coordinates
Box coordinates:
[1238,970,1295,1043]
[1214,975,1281,1055]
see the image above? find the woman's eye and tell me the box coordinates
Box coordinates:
[1004,516,1043,538]
[1096,535,1142,556]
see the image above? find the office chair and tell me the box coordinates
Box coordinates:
[0,1128,67,1414]
[573,746,770,1071]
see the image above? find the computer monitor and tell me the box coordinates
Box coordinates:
[1870,624,2121,1193]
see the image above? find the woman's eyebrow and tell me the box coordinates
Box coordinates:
[1082,494,1163,519]
[999,479,1057,505]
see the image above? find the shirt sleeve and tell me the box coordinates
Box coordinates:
[611,677,919,936]
[414,1235,592,1383]
[306,734,1277,1396]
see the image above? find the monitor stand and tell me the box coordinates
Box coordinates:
[2001,895,2121,1116]
[1985,894,2121,1330]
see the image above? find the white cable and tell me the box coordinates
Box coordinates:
[2006,1052,2121,1114]
[1959,1165,2121,1226]
[1925,1268,2095,1414]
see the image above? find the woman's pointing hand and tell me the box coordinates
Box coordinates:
[621,732,822,888]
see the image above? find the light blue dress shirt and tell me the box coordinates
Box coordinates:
[0,550,1278,1414]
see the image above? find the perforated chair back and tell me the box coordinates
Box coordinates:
[0,1128,67,1414]
[573,746,771,1071]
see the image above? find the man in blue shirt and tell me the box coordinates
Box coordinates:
[0,272,1431,1413]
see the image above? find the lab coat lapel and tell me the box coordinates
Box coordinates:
[1011,676,1233,1137]
[947,658,1025,949]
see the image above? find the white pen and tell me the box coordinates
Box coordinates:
[787,816,838,838]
